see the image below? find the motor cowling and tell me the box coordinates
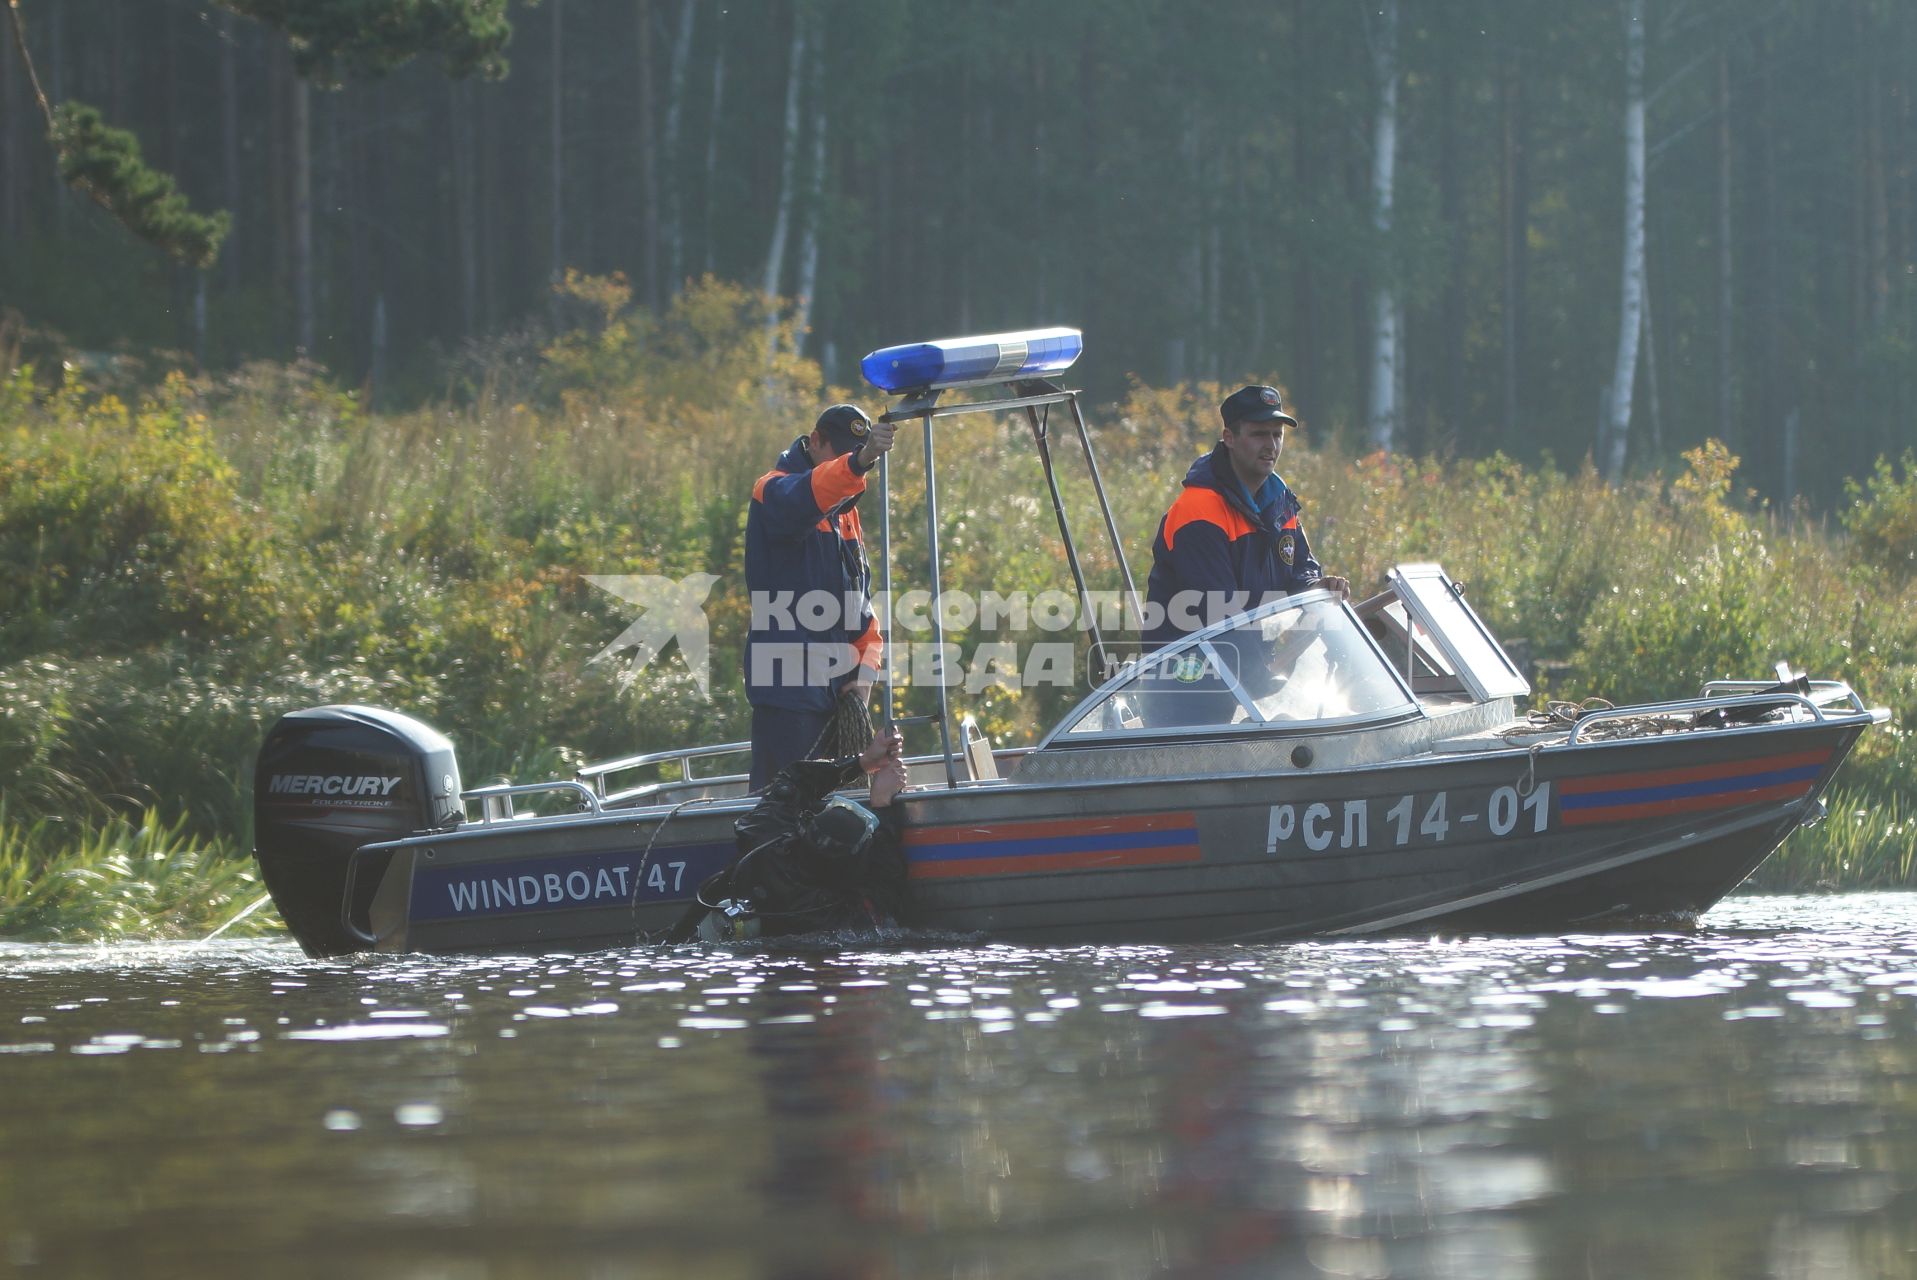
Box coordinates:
[254,705,462,956]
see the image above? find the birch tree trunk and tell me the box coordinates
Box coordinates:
[0,15,17,242]
[792,24,827,358]
[1234,162,1267,368]
[955,52,974,332]
[1643,247,1662,458]
[163,6,193,355]
[1438,55,1464,447]
[476,80,498,328]
[292,77,315,355]
[369,293,388,406]
[1167,111,1201,384]
[1291,0,1319,423]
[549,0,564,293]
[0,14,15,242]
[763,6,808,352]
[1716,44,1733,445]
[702,36,726,277]
[1500,53,1528,447]
[450,80,480,336]
[1600,0,1646,483]
[1032,51,1049,317]
[220,12,242,291]
[319,92,340,326]
[193,274,207,366]
[1205,207,1222,382]
[50,1,65,231]
[636,0,660,308]
[1865,34,1890,334]
[661,0,695,292]
[1755,27,1782,493]
[1367,0,1400,452]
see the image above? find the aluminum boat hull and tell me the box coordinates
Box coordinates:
[359,712,1872,954]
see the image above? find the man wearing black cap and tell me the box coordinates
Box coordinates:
[743,403,898,791]
[1144,384,1348,654]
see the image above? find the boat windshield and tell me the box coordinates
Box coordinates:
[1052,592,1418,739]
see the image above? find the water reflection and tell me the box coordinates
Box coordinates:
[1,895,1915,1277]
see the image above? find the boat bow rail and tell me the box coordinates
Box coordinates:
[1564,686,1885,744]
[1701,678,1875,707]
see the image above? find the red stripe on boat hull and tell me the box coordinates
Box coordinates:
[911,843,1202,880]
[1559,780,1817,826]
[1558,749,1831,796]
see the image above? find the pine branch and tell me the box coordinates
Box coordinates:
[6,1,229,268]
[3,0,520,270]
[50,104,230,269]
[4,0,53,131]
[216,0,519,87]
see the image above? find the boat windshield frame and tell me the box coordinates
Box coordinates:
[1378,564,1530,702]
[1037,587,1423,747]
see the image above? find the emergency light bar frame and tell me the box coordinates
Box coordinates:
[871,379,1144,789]
[861,327,1084,395]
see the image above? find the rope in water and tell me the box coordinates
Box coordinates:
[201,892,273,942]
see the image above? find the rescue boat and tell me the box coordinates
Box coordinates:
[251,329,1886,955]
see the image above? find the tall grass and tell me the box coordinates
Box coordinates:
[3,276,1915,940]
[1748,787,1917,892]
[0,802,273,941]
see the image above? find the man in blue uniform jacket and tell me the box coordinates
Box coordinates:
[744,403,898,791]
[1142,385,1348,712]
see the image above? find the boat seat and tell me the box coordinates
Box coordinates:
[961,715,998,781]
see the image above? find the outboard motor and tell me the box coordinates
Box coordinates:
[254,705,462,956]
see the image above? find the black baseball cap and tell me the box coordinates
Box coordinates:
[815,403,873,451]
[1220,385,1298,430]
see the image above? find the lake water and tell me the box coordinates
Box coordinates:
[3,894,1916,1279]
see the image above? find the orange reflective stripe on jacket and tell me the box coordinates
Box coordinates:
[851,614,883,669]
[752,453,866,514]
[1161,486,1255,549]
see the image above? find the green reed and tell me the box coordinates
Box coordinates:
[0,802,276,942]
[1744,786,1917,893]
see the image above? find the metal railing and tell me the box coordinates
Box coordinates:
[1699,679,1869,715]
[575,741,752,803]
[460,779,604,824]
[1565,690,1832,745]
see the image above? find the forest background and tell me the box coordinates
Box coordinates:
[3,0,1917,937]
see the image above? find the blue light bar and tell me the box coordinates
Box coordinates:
[860,327,1083,394]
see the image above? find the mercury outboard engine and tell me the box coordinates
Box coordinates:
[254,705,462,956]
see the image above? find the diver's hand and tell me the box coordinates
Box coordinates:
[859,727,903,773]
[1316,575,1351,601]
[868,756,909,808]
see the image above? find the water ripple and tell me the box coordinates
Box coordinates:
[1,894,1914,1278]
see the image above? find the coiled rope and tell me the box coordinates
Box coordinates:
[1496,695,1694,743]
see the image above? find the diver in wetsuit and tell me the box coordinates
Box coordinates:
[678,729,910,941]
